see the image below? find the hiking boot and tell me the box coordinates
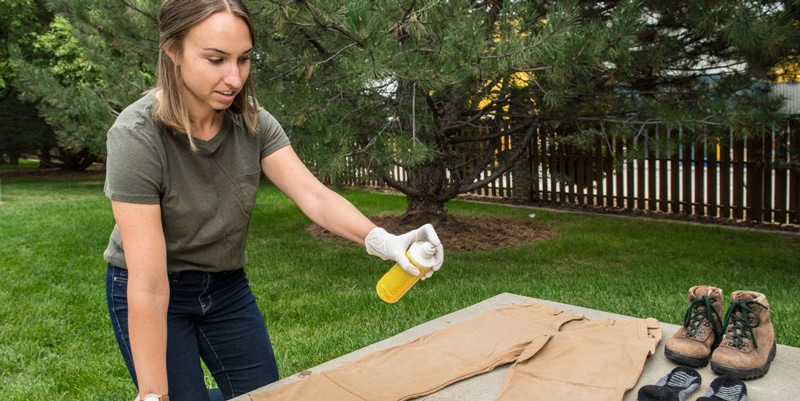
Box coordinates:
[664,285,724,367]
[711,290,776,379]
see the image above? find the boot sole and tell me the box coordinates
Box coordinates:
[710,342,777,380]
[664,348,710,368]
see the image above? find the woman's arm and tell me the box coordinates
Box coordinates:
[261,146,377,244]
[111,200,170,398]
[261,146,444,276]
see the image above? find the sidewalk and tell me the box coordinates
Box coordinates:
[234,293,799,401]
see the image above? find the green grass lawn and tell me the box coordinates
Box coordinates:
[1,174,798,400]
[0,159,40,171]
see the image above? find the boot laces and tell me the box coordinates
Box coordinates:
[722,299,769,349]
[682,295,723,341]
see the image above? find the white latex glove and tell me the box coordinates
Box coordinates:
[365,223,444,279]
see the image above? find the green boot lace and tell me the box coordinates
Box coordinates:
[682,295,723,347]
[721,299,770,350]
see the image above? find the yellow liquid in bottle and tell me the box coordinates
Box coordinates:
[376,250,430,304]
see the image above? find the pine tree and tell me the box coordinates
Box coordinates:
[256,0,797,220]
[8,0,158,169]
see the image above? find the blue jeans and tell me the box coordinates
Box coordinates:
[106,264,279,401]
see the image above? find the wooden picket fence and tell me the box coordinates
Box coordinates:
[525,124,799,226]
[337,120,800,227]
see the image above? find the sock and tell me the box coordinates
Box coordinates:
[637,366,702,401]
[697,375,748,401]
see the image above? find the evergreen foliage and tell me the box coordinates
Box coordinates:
[0,87,57,164]
[4,0,799,192]
[6,0,157,169]
[0,0,57,164]
[255,0,799,217]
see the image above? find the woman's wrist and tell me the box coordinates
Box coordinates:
[134,393,169,401]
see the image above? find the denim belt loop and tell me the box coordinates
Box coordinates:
[169,271,181,282]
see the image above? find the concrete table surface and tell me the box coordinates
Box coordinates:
[234,293,799,401]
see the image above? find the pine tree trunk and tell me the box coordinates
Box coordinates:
[403,162,449,225]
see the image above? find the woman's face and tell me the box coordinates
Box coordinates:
[170,11,253,118]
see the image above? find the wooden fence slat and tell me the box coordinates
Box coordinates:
[792,167,800,225]
[616,136,625,208]
[647,130,657,211]
[541,131,550,202]
[774,128,788,224]
[594,138,603,206]
[547,132,555,202]
[682,142,693,215]
[733,140,745,220]
[553,137,561,202]
[720,137,732,219]
[530,134,539,202]
[670,130,681,214]
[604,139,615,207]
[659,142,669,213]
[694,140,705,216]
[746,138,764,222]
[564,146,580,204]
[764,136,772,223]
[762,134,774,223]
[790,120,800,224]
[627,138,636,210]
[708,138,718,218]
[636,135,646,210]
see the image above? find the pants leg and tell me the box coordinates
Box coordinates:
[163,310,216,401]
[250,302,586,401]
[106,264,138,386]
[106,265,279,401]
[106,264,213,401]
[187,269,279,399]
[493,317,663,401]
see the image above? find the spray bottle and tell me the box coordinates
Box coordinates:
[376,241,437,303]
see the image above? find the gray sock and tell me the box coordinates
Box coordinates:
[638,366,702,401]
[697,375,747,401]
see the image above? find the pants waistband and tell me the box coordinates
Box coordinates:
[168,268,242,281]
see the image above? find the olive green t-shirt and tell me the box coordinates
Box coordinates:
[103,92,290,272]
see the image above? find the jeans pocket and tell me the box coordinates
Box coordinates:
[110,267,128,285]
[106,265,129,310]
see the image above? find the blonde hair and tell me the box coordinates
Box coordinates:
[152,0,259,150]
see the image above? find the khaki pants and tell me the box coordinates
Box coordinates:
[250,302,662,401]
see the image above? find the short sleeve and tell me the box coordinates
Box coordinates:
[257,110,291,160]
[104,124,164,204]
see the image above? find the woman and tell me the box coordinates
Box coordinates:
[103,1,444,400]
